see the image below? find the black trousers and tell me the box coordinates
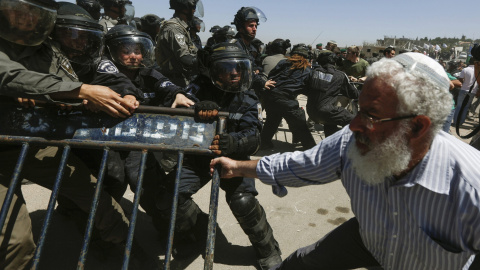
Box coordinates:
[273,218,380,270]
[274,217,480,270]
[261,95,316,150]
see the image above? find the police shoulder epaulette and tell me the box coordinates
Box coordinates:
[97,60,119,74]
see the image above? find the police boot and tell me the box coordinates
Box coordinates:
[229,193,282,270]
[171,199,208,260]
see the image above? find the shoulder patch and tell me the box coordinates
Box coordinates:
[175,33,186,46]
[97,60,119,74]
[160,81,174,88]
[59,57,78,81]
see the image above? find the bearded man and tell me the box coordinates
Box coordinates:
[210,52,480,270]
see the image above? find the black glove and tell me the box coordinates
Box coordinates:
[195,101,220,120]
[210,133,238,156]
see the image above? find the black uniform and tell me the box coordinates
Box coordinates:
[306,63,359,137]
[161,75,280,263]
[71,60,185,232]
[261,59,316,150]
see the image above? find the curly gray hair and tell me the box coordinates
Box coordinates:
[366,52,453,137]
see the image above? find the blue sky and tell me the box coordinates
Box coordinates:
[65,0,477,47]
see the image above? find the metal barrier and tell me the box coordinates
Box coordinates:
[0,103,227,270]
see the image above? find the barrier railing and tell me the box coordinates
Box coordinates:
[0,103,227,270]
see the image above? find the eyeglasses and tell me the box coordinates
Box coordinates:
[358,111,417,129]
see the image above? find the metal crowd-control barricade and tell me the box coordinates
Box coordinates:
[0,103,228,270]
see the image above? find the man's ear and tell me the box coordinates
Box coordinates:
[410,115,431,139]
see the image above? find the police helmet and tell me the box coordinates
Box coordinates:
[105,24,155,69]
[209,25,221,34]
[268,38,291,55]
[251,38,265,55]
[52,2,104,65]
[0,0,58,46]
[99,0,128,8]
[209,42,252,93]
[291,43,309,58]
[76,0,101,20]
[169,0,204,18]
[317,51,336,66]
[189,16,205,32]
[140,14,163,39]
[232,6,266,30]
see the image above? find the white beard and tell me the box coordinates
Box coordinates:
[347,125,412,185]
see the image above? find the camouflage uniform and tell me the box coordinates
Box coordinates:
[155,15,198,87]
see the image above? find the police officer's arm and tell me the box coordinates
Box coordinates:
[51,84,136,118]
[0,51,136,117]
[150,70,194,108]
[211,96,262,157]
[0,50,83,100]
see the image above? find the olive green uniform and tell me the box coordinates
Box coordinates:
[340,58,369,78]
[0,39,130,270]
[155,15,198,87]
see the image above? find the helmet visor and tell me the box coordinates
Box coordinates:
[246,6,267,23]
[197,21,205,32]
[0,0,57,46]
[107,36,155,68]
[210,59,252,93]
[53,25,104,65]
[193,0,204,18]
[124,3,134,21]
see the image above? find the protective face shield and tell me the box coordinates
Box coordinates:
[210,59,252,93]
[197,21,205,32]
[0,0,57,46]
[245,6,266,23]
[193,0,203,18]
[107,36,155,69]
[189,17,204,32]
[124,1,134,22]
[53,25,104,65]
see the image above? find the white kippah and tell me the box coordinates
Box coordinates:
[393,52,450,92]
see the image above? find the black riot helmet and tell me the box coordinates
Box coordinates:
[169,0,204,18]
[105,24,155,69]
[76,0,101,20]
[317,51,337,66]
[52,2,104,65]
[291,43,309,58]
[232,6,266,30]
[209,25,221,34]
[208,42,253,93]
[189,16,204,32]
[0,0,58,46]
[268,38,291,55]
[140,14,163,40]
[99,0,128,8]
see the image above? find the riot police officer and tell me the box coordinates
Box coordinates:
[155,0,204,87]
[205,24,221,48]
[0,1,141,268]
[98,0,131,33]
[140,14,163,42]
[306,52,359,137]
[231,7,274,97]
[161,43,282,270]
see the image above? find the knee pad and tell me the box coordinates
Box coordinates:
[228,193,257,217]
